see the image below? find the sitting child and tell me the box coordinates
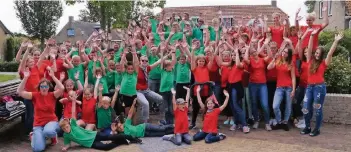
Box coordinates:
[162,87,192,146]
[111,99,174,138]
[193,87,229,143]
[60,94,141,151]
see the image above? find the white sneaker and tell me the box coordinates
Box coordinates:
[296,120,306,129]
[230,124,236,131]
[269,119,273,125]
[253,122,259,129]
[272,119,278,126]
[265,124,272,131]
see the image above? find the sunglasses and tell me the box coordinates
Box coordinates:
[40,85,49,89]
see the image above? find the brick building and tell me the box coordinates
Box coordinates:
[162,0,288,27]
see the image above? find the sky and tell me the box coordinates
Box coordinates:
[0,0,307,34]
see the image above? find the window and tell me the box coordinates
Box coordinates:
[221,16,234,28]
[319,1,323,19]
[67,28,75,36]
[328,1,332,16]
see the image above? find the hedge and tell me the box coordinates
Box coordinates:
[0,62,19,72]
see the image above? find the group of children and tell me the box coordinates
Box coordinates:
[15,4,344,151]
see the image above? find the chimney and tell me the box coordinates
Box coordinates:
[271,0,277,7]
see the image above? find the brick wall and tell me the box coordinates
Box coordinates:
[323,94,351,125]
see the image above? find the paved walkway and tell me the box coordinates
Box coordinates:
[0,116,350,152]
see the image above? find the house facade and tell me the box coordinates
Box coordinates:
[313,0,351,30]
[162,0,288,27]
[0,21,12,61]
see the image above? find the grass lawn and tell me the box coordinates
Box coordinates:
[0,75,18,83]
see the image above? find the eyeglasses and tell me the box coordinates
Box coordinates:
[141,60,148,62]
[40,85,49,89]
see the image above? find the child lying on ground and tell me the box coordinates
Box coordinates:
[111,99,174,138]
[162,87,192,145]
[60,93,141,151]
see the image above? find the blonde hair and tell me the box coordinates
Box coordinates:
[272,12,281,18]
[101,96,111,103]
[59,118,70,128]
[306,12,316,20]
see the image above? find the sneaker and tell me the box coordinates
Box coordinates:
[253,122,259,129]
[223,120,230,125]
[159,120,167,125]
[162,134,174,141]
[300,127,311,135]
[272,119,278,126]
[265,124,272,131]
[189,123,197,130]
[218,133,226,140]
[296,122,306,129]
[243,126,250,133]
[282,123,290,131]
[229,124,236,131]
[29,132,34,147]
[229,120,234,125]
[50,134,58,146]
[309,129,320,137]
[247,118,254,125]
[269,119,274,126]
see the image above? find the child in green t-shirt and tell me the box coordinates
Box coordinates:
[59,93,141,151]
[92,56,109,94]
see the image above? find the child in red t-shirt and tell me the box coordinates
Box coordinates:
[193,87,229,143]
[59,90,82,119]
[162,87,191,146]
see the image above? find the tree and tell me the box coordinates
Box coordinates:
[5,37,15,62]
[14,0,63,47]
[67,0,165,30]
[304,0,316,13]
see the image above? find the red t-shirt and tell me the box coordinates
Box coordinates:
[55,58,67,80]
[136,66,151,90]
[174,107,189,134]
[39,60,53,81]
[266,58,277,81]
[289,35,298,48]
[249,57,267,83]
[276,62,293,87]
[192,66,210,96]
[32,92,58,126]
[293,55,300,77]
[228,64,246,83]
[220,66,230,88]
[62,91,82,118]
[299,61,309,88]
[20,67,41,92]
[81,97,97,124]
[307,60,327,84]
[242,70,250,87]
[270,25,284,47]
[203,108,221,133]
[206,57,221,82]
[301,25,323,51]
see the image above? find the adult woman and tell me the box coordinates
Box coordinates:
[17,68,64,152]
[300,30,343,136]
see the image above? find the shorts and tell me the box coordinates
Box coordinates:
[120,94,137,107]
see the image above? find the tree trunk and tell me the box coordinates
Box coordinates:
[100,3,106,31]
[40,36,45,50]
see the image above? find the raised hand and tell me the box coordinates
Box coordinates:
[23,68,30,78]
[183,86,190,91]
[296,8,301,15]
[85,70,88,77]
[27,43,33,49]
[223,90,229,97]
[181,41,188,49]
[311,28,320,35]
[196,86,201,93]
[335,32,344,41]
[171,88,176,95]
[98,84,103,91]
[263,15,268,21]
[21,41,28,48]
[296,16,303,21]
[48,67,55,77]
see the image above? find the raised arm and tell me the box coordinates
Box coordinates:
[267,57,276,70]
[127,99,138,119]
[321,4,329,30]
[196,87,205,110]
[306,28,319,62]
[184,86,190,108]
[18,46,31,72]
[325,32,343,66]
[49,69,64,98]
[110,86,120,108]
[15,42,27,62]
[219,90,229,111]
[17,68,32,100]
[171,88,177,110]
[234,48,244,68]
[93,75,100,99]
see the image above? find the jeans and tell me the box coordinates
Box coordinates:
[23,99,34,134]
[144,123,174,137]
[170,133,192,145]
[193,131,220,143]
[137,89,163,122]
[230,88,247,126]
[32,121,59,152]
[267,81,277,118]
[160,91,174,124]
[303,83,326,130]
[91,132,134,150]
[213,82,221,105]
[249,83,270,124]
[148,79,160,93]
[293,86,306,118]
[273,87,293,122]
[243,87,253,119]
[100,126,112,136]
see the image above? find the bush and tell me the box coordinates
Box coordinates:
[325,55,351,94]
[0,62,19,72]
[5,37,15,62]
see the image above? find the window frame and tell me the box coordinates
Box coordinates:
[319,1,324,19]
[328,1,332,16]
[221,16,234,28]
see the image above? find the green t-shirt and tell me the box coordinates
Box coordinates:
[169,32,184,45]
[105,70,116,91]
[175,62,191,83]
[192,28,204,46]
[123,118,145,138]
[115,72,122,86]
[114,47,124,63]
[191,47,205,56]
[93,76,109,94]
[67,64,85,87]
[87,61,101,84]
[138,46,148,56]
[150,19,158,33]
[63,119,97,148]
[96,107,113,129]
[160,69,175,92]
[148,55,161,80]
[120,71,137,96]
[208,26,222,41]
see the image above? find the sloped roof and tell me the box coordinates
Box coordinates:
[163,5,288,25]
[0,20,12,35]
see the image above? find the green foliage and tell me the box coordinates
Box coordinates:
[5,37,15,62]
[0,62,19,72]
[14,0,63,47]
[304,0,316,13]
[325,55,351,94]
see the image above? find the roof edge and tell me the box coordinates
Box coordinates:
[0,21,13,35]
